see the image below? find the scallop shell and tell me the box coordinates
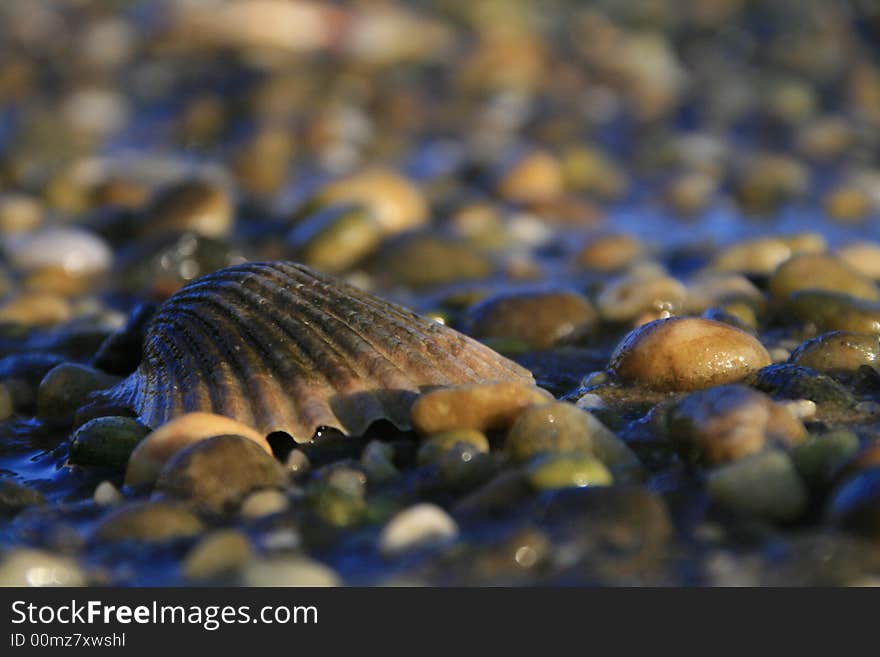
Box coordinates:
[83,262,534,441]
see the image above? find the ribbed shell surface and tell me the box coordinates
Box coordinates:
[91,262,534,440]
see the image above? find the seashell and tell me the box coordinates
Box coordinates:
[83,262,533,441]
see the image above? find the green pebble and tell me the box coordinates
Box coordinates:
[791,430,860,489]
[69,416,150,469]
[417,429,490,466]
[526,453,613,491]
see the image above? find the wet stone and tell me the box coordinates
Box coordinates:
[609,317,772,392]
[788,332,880,373]
[707,450,808,522]
[525,453,613,491]
[288,204,383,274]
[746,364,855,406]
[417,429,490,466]
[156,435,288,515]
[0,549,86,587]
[464,290,598,349]
[826,468,880,540]
[91,501,204,543]
[784,290,880,334]
[379,503,459,557]
[36,363,121,420]
[125,412,271,488]
[0,479,46,516]
[768,254,879,302]
[411,383,554,434]
[182,529,253,581]
[665,385,806,465]
[69,416,149,469]
[505,402,641,480]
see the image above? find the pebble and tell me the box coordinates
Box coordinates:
[3,226,112,276]
[0,193,42,235]
[0,480,46,516]
[665,385,806,465]
[664,169,718,216]
[182,529,253,581]
[156,435,287,515]
[239,489,290,518]
[711,237,792,276]
[707,450,808,522]
[241,556,341,587]
[312,168,427,237]
[378,503,459,557]
[0,383,12,421]
[0,292,72,326]
[36,363,121,420]
[826,468,880,540]
[609,317,772,391]
[575,233,643,271]
[506,402,641,477]
[288,204,383,274]
[91,501,204,542]
[824,186,871,222]
[785,290,880,334]
[125,412,272,488]
[142,180,233,239]
[93,480,124,506]
[768,254,879,302]
[410,382,554,434]
[747,363,855,406]
[837,242,880,280]
[360,440,398,482]
[378,235,491,288]
[496,150,565,205]
[464,291,598,349]
[597,269,686,323]
[0,549,86,587]
[791,430,859,490]
[417,429,490,466]
[684,273,763,315]
[525,453,613,491]
[788,331,880,373]
[70,416,149,469]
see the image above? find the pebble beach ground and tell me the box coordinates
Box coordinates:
[3,0,880,586]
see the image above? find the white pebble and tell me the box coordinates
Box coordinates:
[4,227,112,276]
[781,399,817,421]
[242,557,340,587]
[378,503,458,557]
[93,480,123,506]
[575,393,607,411]
[239,489,289,518]
[0,549,85,587]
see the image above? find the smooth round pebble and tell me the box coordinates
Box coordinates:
[411,382,554,434]
[707,451,808,522]
[3,227,112,276]
[768,254,879,302]
[465,291,598,349]
[36,363,121,420]
[0,549,85,587]
[666,385,806,465]
[156,435,287,515]
[183,529,253,581]
[239,488,290,518]
[91,501,204,542]
[379,503,459,557]
[417,429,490,466]
[70,416,150,469]
[526,453,613,491]
[241,556,341,587]
[609,317,772,391]
[93,480,124,506]
[789,331,880,373]
[125,412,271,488]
